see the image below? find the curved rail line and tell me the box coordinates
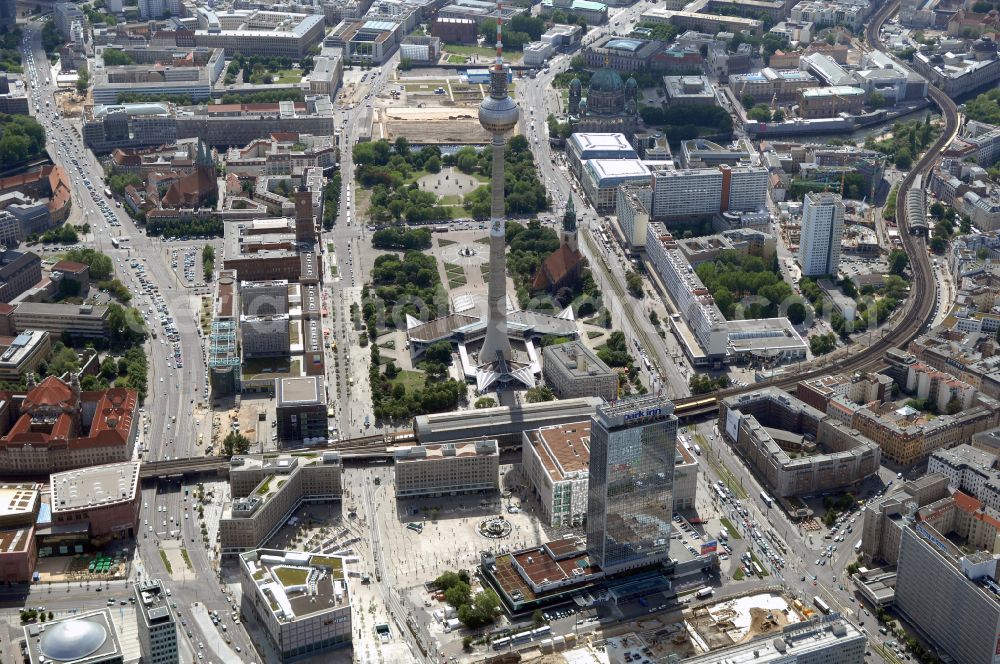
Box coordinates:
[671,0,955,416]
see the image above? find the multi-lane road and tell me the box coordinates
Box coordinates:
[14,18,251,663]
[515,0,692,399]
[21,18,210,466]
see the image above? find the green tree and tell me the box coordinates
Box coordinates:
[444,581,471,608]
[748,105,773,122]
[888,249,909,276]
[786,301,807,326]
[424,341,453,365]
[222,432,251,456]
[76,68,90,94]
[625,270,644,298]
[474,396,497,409]
[810,333,837,355]
[525,385,555,403]
[894,148,912,169]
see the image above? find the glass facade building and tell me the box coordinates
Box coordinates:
[586,394,677,574]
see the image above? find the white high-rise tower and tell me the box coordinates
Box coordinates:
[475,6,533,392]
[798,191,845,277]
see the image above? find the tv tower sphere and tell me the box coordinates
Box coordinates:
[478,82,519,134]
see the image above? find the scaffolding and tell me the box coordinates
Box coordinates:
[209,319,240,396]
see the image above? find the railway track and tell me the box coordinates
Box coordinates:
[673,0,956,415]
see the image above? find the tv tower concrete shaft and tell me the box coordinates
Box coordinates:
[476,6,519,367]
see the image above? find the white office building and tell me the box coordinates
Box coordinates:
[798,191,845,277]
[647,165,769,219]
[522,421,591,527]
[650,168,724,218]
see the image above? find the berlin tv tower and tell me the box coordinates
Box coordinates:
[477,4,519,368]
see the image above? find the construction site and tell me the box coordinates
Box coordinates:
[482,590,820,664]
[370,70,523,145]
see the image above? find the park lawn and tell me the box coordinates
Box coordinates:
[403,80,447,92]
[404,169,431,185]
[475,236,490,244]
[586,330,605,340]
[437,238,456,247]
[444,262,466,289]
[732,567,745,581]
[439,194,462,205]
[480,263,490,280]
[446,55,466,64]
[443,44,497,58]
[391,369,425,393]
[273,69,302,83]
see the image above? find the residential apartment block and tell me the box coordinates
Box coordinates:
[798,191,845,277]
[895,518,1000,664]
[928,443,1000,513]
[719,388,882,498]
[861,474,951,566]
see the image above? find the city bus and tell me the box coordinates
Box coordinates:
[813,596,831,615]
[104,187,113,199]
[760,491,773,508]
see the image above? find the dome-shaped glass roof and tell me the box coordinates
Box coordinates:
[589,68,625,94]
[39,619,108,661]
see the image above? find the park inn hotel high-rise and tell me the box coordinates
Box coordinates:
[586,395,678,574]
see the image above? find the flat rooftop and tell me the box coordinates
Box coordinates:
[135,580,174,627]
[394,439,498,462]
[50,461,140,513]
[544,340,614,379]
[0,331,48,368]
[240,549,349,622]
[276,376,325,406]
[586,158,651,181]
[527,421,591,482]
[0,483,39,520]
[513,543,597,587]
[0,526,33,554]
[569,132,635,153]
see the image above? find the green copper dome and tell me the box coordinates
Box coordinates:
[589,67,625,94]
